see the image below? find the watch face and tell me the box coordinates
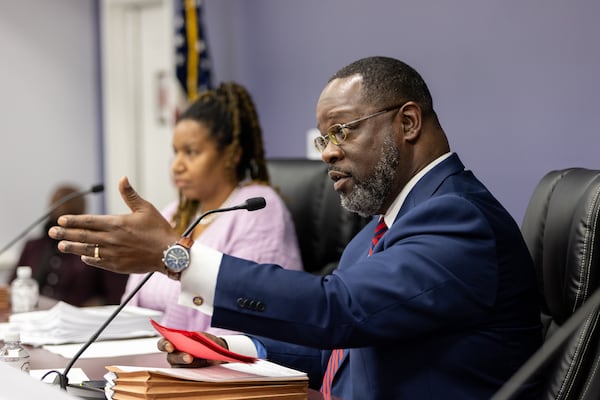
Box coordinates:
[163,244,190,272]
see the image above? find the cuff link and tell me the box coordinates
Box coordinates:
[192,296,204,306]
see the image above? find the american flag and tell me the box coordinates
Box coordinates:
[174,0,213,104]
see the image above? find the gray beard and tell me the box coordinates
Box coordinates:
[340,133,400,217]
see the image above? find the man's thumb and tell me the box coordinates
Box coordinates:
[118,176,145,212]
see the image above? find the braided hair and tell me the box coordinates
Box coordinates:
[171,82,270,234]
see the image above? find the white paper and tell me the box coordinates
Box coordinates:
[108,359,308,382]
[0,363,77,400]
[7,301,163,346]
[42,337,161,359]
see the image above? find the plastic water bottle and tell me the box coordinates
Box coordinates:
[0,331,30,373]
[10,266,39,313]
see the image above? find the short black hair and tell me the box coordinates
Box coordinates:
[330,56,434,115]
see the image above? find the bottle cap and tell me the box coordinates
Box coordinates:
[16,266,32,279]
[4,331,20,342]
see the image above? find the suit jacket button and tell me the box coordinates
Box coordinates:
[256,302,265,312]
[193,296,204,306]
[237,297,247,308]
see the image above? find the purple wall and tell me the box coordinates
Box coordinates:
[203,0,600,223]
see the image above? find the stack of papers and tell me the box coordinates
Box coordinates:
[7,301,163,346]
[98,320,309,399]
[104,360,309,400]
[0,285,9,311]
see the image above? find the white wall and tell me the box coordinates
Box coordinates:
[0,0,102,279]
[100,0,176,216]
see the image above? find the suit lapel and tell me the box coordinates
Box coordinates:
[395,153,465,222]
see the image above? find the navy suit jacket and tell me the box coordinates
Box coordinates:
[211,154,542,399]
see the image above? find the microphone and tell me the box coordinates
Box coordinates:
[0,184,105,257]
[48,197,267,394]
[182,196,266,237]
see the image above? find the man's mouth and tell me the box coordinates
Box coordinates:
[328,170,352,191]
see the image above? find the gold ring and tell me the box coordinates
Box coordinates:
[94,245,100,259]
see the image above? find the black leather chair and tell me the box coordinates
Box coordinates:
[266,158,369,275]
[517,168,600,399]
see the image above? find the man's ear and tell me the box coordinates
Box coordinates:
[399,101,422,141]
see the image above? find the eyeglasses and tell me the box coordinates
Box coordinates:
[314,104,405,153]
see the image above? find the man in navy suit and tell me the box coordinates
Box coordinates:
[50,56,542,399]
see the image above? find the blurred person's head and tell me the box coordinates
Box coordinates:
[47,184,86,230]
[170,82,270,234]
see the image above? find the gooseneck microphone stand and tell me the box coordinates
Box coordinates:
[41,197,266,394]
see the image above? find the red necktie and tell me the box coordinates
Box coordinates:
[369,218,389,256]
[321,217,388,399]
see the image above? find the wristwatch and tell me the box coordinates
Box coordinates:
[162,237,194,280]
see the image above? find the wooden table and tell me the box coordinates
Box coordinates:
[4,296,328,399]
[27,339,326,399]
[28,345,170,380]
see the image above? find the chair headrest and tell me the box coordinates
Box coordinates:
[266,158,369,274]
[522,168,600,324]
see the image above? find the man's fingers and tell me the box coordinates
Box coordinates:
[54,214,116,233]
[157,338,194,364]
[157,338,218,368]
[163,348,195,366]
[49,226,109,253]
[54,239,96,255]
[157,338,175,353]
[80,255,104,268]
[48,226,65,240]
[166,352,212,368]
[50,226,87,242]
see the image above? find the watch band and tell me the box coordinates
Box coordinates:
[166,270,183,281]
[177,236,194,249]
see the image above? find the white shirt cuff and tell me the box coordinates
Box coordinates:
[178,242,222,315]
[220,335,259,358]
